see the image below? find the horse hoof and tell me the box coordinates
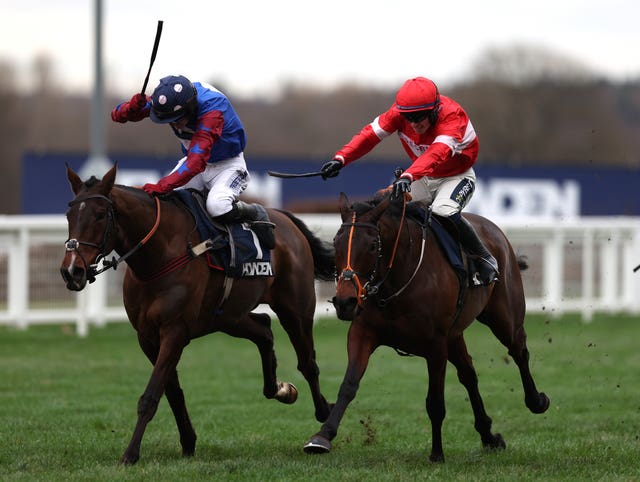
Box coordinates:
[303,435,331,454]
[483,433,506,450]
[527,392,550,414]
[275,382,298,404]
[120,453,139,465]
[429,452,445,463]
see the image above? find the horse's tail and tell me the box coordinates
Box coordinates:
[517,254,529,271]
[276,210,336,281]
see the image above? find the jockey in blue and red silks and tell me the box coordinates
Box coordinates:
[111,75,274,248]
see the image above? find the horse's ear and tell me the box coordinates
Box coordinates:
[66,162,84,195]
[338,192,351,222]
[100,163,118,193]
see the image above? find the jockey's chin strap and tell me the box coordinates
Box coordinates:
[65,195,161,283]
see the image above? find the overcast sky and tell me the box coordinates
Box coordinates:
[1,0,638,98]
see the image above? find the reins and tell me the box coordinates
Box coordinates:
[65,194,162,282]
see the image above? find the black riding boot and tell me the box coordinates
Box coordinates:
[451,214,499,285]
[216,201,276,250]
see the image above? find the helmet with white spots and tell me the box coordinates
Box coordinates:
[150,75,197,124]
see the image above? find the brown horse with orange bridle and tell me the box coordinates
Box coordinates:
[60,163,335,464]
[304,192,549,462]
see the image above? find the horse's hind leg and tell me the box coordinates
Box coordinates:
[165,369,197,457]
[508,327,550,413]
[478,310,550,414]
[272,301,332,423]
[448,335,505,450]
[222,312,296,403]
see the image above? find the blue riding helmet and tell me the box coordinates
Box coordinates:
[150,75,197,124]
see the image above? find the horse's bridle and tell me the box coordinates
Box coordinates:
[338,197,426,307]
[338,214,383,305]
[64,193,161,283]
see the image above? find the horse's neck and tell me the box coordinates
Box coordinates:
[381,214,438,265]
[112,189,186,258]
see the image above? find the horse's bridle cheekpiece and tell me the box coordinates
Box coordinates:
[65,194,161,283]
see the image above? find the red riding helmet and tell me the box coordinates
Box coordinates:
[395,77,440,112]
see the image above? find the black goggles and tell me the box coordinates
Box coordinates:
[400,110,431,123]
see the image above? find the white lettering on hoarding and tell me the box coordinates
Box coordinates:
[468,179,580,220]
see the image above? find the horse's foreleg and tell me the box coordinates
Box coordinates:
[121,327,188,465]
[447,335,505,451]
[425,339,448,463]
[303,323,376,454]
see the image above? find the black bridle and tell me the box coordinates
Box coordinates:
[65,194,117,283]
[64,193,161,283]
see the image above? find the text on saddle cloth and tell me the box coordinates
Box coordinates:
[173,189,273,278]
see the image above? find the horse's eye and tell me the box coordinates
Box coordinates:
[95,211,106,221]
[369,241,378,253]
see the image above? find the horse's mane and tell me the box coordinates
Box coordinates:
[80,177,149,200]
[83,176,101,188]
[351,193,425,222]
[115,184,149,197]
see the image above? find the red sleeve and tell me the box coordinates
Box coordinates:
[156,111,223,191]
[403,143,452,179]
[334,107,398,165]
[111,95,151,123]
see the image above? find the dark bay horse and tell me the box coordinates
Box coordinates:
[60,164,334,465]
[304,192,549,462]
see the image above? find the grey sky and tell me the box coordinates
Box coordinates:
[1,0,638,97]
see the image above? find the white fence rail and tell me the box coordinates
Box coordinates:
[1,214,639,336]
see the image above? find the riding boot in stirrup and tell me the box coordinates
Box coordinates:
[452,214,499,285]
[217,201,276,250]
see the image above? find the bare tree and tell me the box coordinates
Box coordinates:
[467,43,598,85]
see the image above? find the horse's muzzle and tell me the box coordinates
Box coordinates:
[332,295,359,321]
[60,263,87,291]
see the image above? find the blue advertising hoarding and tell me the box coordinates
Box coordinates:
[23,152,640,218]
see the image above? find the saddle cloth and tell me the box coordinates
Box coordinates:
[409,206,483,288]
[173,189,273,279]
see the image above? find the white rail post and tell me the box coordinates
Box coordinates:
[9,227,29,329]
[581,228,595,321]
[543,228,564,316]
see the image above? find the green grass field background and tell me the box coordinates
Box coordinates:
[1,313,638,481]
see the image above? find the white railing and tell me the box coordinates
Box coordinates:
[1,214,639,336]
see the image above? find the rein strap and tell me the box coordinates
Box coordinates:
[89,196,162,277]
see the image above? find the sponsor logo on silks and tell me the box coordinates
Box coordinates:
[452,179,475,206]
[242,261,273,276]
[229,171,248,189]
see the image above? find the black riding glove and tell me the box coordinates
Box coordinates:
[320,160,343,180]
[392,177,411,199]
